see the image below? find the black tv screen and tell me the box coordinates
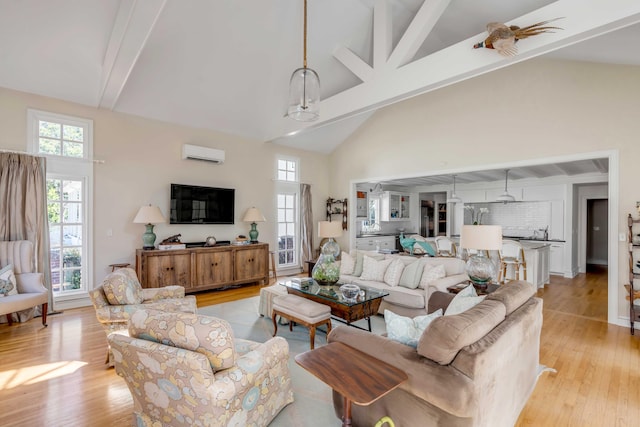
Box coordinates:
[170,184,235,224]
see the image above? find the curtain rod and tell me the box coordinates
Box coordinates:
[0,148,105,164]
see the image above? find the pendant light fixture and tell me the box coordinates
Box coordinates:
[495,169,516,203]
[446,174,463,204]
[287,0,320,122]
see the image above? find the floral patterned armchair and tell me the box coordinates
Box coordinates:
[108,309,294,427]
[89,268,197,363]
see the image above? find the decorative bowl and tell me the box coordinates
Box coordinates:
[340,284,360,302]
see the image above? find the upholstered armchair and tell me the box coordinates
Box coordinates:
[89,268,197,363]
[108,309,294,427]
[0,240,48,326]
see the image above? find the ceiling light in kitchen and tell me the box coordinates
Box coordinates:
[495,169,516,203]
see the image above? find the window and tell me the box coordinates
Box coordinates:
[275,156,300,269]
[28,109,93,301]
[277,159,297,182]
[277,193,297,266]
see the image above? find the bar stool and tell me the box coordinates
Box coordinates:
[435,236,457,257]
[498,240,527,283]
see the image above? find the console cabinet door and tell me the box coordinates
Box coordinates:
[235,246,268,283]
[195,251,233,288]
[144,252,192,289]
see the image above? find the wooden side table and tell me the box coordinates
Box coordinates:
[295,341,407,427]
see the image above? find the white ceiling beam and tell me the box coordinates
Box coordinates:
[98,0,167,110]
[386,0,451,69]
[373,0,392,70]
[333,46,373,82]
[267,0,640,142]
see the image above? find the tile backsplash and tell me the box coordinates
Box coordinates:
[465,201,551,238]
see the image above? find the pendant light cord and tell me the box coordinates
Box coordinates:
[303,0,308,68]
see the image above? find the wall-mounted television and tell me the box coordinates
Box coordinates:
[170,184,235,224]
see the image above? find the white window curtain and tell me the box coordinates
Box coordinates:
[300,183,314,269]
[0,152,53,317]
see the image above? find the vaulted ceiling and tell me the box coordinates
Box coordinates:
[1,0,639,154]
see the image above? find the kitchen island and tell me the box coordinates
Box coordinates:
[518,240,550,288]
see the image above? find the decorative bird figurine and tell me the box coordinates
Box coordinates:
[473,18,563,56]
[399,233,416,255]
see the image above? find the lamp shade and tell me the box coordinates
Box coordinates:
[318,221,342,238]
[242,207,266,223]
[133,205,165,224]
[460,225,503,250]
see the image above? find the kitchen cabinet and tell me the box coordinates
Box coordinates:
[549,200,564,240]
[356,191,367,218]
[380,192,410,221]
[549,242,565,275]
[522,184,565,201]
[355,235,396,251]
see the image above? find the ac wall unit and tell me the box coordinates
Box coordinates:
[182,144,225,164]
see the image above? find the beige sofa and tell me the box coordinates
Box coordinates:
[339,250,468,317]
[328,280,543,427]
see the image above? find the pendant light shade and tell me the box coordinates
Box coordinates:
[287,0,320,122]
[495,169,516,203]
[446,175,463,204]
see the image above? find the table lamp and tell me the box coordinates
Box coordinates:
[460,225,502,287]
[318,220,343,258]
[312,221,343,286]
[133,205,165,250]
[243,207,266,242]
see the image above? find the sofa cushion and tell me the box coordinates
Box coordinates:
[128,309,236,372]
[417,299,506,365]
[352,250,385,277]
[384,309,443,348]
[445,284,485,316]
[486,280,535,315]
[339,251,355,275]
[102,268,144,305]
[384,258,405,287]
[0,264,18,296]
[398,259,423,289]
[360,256,392,282]
[418,263,446,290]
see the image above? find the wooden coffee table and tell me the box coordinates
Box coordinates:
[280,279,388,331]
[295,342,407,427]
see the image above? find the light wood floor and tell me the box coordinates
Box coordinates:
[0,268,638,427]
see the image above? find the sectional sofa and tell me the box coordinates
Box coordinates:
[338,250,469,317]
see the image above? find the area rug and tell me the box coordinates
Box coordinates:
[198,296,387,427]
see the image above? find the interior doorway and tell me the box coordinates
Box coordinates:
[586,199,608,266]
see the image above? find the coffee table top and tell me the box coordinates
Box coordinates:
[295,341,407,406]
[280,279,388,307]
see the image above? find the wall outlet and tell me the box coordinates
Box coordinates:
[619,232,626,242]
[106,228,113,237]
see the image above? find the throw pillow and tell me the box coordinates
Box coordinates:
[0,264,18,296]
[384,309,443,348]
[352,250,385,277]
[339,251,355,275]
[383,258,406,287]
[102,268,144,305]
[398,260,423,289]
[360,256,392,282]
[418,263,446,289]
[445,284,486,316]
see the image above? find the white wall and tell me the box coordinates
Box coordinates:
[0,86,331,305]
[330,58,640,324]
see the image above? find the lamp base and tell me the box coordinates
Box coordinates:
[142,224,157,250]
[249,222,259,243]
[465,253,496,287]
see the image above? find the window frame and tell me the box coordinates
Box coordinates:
[27,109,94,304]
[275,156,301,270]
